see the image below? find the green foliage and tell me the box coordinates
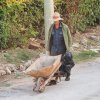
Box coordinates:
[16,50,32,61]
[54,0,66,21]
[4,48,40,65]
[0,1,10,49]
[75,0,100,32]
[0,0,44,49]
[55,0,100,32]
[0,0,100,49]
[73,50,100,63]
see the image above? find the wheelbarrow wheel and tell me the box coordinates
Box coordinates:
[37,77,45,92]
[38,86,45,93]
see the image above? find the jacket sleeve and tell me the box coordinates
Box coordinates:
[67,26,72,48]
[46,25,52,51]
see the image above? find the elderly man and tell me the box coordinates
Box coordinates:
[46,12,73,83]
[47,12,72,55]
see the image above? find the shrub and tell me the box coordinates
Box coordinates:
[0,0,44,49]
[73,50,100,63]
[55,0,100,32]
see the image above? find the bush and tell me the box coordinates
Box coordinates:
[0,0,44,49]
[75,0,100,32]
[0,0,100,49]
[54,0,100,32]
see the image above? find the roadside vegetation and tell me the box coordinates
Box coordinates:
[0,0,100,72]
[73,50,100,63]
[0,48,41,66]
[0,0,99,49]
[0,48,99,67]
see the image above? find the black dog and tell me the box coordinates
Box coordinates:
[48,52,75,85]
[59,52,75,81]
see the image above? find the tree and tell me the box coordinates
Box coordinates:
[44,0,54,50]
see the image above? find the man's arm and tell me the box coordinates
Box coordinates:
[67,26,72,49]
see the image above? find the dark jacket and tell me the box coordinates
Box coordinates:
[46,22,72,53]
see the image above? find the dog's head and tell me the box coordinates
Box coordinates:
[61,52,73,65]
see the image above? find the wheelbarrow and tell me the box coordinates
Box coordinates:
[24,55,62,92]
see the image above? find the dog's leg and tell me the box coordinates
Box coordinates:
[59,76,61,82]
[55,73,61,82]
[58,71,61,82]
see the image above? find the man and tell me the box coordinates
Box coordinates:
[46,12,74,82]
[47,12,72,55]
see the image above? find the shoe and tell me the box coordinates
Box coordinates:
[65,77,70,81]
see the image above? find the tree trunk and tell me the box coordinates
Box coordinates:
[44,0,54,51]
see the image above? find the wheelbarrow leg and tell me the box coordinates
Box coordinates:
[33,78,38,91]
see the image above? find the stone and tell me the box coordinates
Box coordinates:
[0,66,3,70]
[19,64,25,71]
[28,38,44,49]
[89,35,100,41]
[72,43,80,48]
[0,70,6,76]
[0,64,4,70]
[79,37,88,48]
[5,67,11,74]
[90,49,100,53]
[28,43,42,49]
[4,64,16,72]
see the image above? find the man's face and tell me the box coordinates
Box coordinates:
[54,20,60,25]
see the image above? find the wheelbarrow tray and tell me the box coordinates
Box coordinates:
[24,55,62,92]
[25,55,61,78]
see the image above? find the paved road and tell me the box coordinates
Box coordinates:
[0,57,100,100]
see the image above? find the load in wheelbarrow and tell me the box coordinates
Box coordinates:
[24,55,62,92]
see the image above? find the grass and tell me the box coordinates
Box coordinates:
[2,48,100,66]
[3,48,41,66]
[73,50,100,63]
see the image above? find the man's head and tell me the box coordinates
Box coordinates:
[53,12,63,24]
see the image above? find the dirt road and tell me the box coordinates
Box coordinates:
[0,57,100,100]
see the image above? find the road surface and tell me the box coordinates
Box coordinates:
[0,57,100,100]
